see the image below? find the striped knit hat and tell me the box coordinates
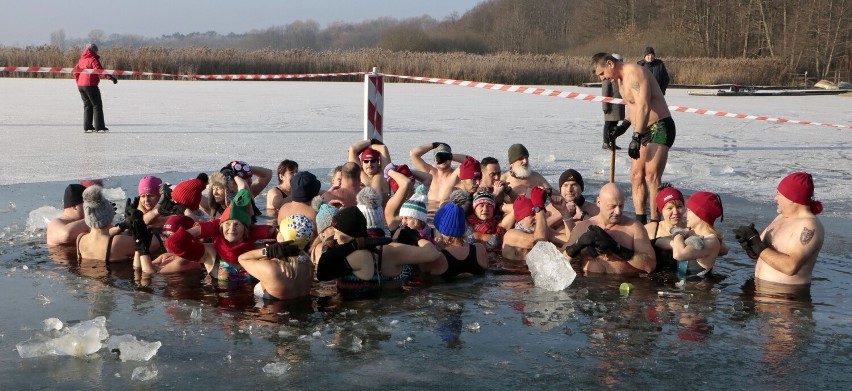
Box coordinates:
[399,184,428,223]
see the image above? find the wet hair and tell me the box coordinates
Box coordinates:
[481,156,499,167]
[277,159,299,184]
[591,52,618,71]
[341,162,361,180]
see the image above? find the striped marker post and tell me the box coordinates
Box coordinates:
[364,67,384,141]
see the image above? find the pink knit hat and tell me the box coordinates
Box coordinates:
[138,176,162,195]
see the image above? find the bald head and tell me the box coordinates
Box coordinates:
[598,183,625,224]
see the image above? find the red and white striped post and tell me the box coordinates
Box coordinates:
[364,67,384,141]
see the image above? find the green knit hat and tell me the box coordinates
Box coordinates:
[221,189,252,227]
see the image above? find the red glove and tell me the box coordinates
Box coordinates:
[530,187,547,209]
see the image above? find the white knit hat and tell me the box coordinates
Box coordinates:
[356,186,389,236]
[83,185,115,229]
[399,184,428,223]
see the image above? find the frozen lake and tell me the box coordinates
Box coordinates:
[0,78,851,389]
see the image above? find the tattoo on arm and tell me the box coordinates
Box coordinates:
[800,227,815,245]
[631,81,640,92]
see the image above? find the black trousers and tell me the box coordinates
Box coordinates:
[78,86,106,130]
[603,120,619,143]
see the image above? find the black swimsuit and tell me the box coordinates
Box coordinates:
[649,222,677,272]
[440,244,485,281]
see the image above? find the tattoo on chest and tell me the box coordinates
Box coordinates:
[631,81,640,92]
[800,227,815,245]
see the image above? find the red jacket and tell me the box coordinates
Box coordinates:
[74,49,108,87]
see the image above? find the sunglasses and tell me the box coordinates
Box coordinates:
[362,159,379,164]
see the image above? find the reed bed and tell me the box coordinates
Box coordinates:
[0,46,792,86]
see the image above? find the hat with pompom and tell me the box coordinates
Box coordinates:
[356,186,389,236]
[82,185,115,229]
[220,189,252,227]
[778,171,823,215]
[400,184,428,223]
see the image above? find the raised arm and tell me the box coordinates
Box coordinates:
[409,143,438,173]
[249,165,273,197]
[348,139,373,163]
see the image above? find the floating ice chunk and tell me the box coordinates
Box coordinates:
[526,242,577,291]
[117,339,162,362]
[16,340,54,359]
[263,362,292,376]
[466,322,481,332]
[53,328,102,357]
[66,316,109,341]
[26,206,61,232]
[350,336,363,352]
[131,365,158,381]
[43,318,63,331]
[107,334,138,352]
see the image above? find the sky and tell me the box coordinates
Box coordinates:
[0,0,485,46]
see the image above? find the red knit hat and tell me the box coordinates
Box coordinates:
[778,172,823,215]
[513,195,535,223]
[459,156,482,180]
[656,186,685,214]
[360,147,380,161]
[172,178,207,210]
[163,215,195,233]
[686,191,723,225]
[388,164,414,193]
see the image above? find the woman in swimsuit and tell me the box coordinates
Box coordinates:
[315,206,442,298]
[423,202,488,281]
[76,185,137,263]
[240,214,314,301]
[670,191,725,280]
[644,184,686,272]
[265,159,298,220]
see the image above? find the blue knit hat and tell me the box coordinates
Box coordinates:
[315,203,339,233]
[434,202,466,237]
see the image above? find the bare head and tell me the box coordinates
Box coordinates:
[341,162,362,181]
[597,183,625,225]
[591,52,621,81]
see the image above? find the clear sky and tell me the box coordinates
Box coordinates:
[0,0,484,46]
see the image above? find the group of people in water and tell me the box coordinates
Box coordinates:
[45,53,825,302]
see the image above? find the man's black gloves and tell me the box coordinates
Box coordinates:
[628,132,641,160]
[117,197,140,232]
[156,182,185,216]
[733,223,765,259]
[610,120,631,140]
[566,229,598,258]
[588,225,634,261]
[395,227,422,246]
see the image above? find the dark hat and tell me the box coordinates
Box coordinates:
[332,206,368,238]
[643,47,655,56]
[63,184,86,208]
[508,144,529,164]
[558,169,584,191]
[290,171,321,202]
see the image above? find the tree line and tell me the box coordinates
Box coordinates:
[25,0,852,84]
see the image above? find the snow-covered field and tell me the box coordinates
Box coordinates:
[0,78,850,216]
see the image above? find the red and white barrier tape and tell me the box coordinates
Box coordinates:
[385,74,852,130]
[0,66,366,80]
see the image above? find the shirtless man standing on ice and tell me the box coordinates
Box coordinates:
[409,142,470,212]
[592,53,674,225]
[734,172,825,286]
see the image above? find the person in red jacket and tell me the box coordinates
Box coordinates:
[74,43,117,132]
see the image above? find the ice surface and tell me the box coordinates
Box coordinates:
[263,362,292,376]
[0,79,848,216]
[131,366,158,381]
[526,242,577,291]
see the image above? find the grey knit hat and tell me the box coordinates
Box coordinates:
[83,185,115,229]
[356,187,389,236]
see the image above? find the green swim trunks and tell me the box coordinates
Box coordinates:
[640,117,676,148]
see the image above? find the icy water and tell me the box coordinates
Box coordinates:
[1,175,851,390]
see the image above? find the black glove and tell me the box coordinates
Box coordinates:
[395,227,422,246]
[628,132,641,160]
[610,120,631,140]
[264,240,301,259]
[116,197,140,232]
[432,142,446,149]
[566,229,598,257]
[588,226,634,261]
[370,138,384,145]
[109,75,117,84]
[220,166,236,181]
[733,223,765,259]
[131,213,152,255]
[156,183,185,216]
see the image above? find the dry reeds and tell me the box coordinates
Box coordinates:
[0,46,792,86]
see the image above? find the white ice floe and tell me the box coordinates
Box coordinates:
[526,242,577,291]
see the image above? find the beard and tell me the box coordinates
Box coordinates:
[512,165,531,179]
